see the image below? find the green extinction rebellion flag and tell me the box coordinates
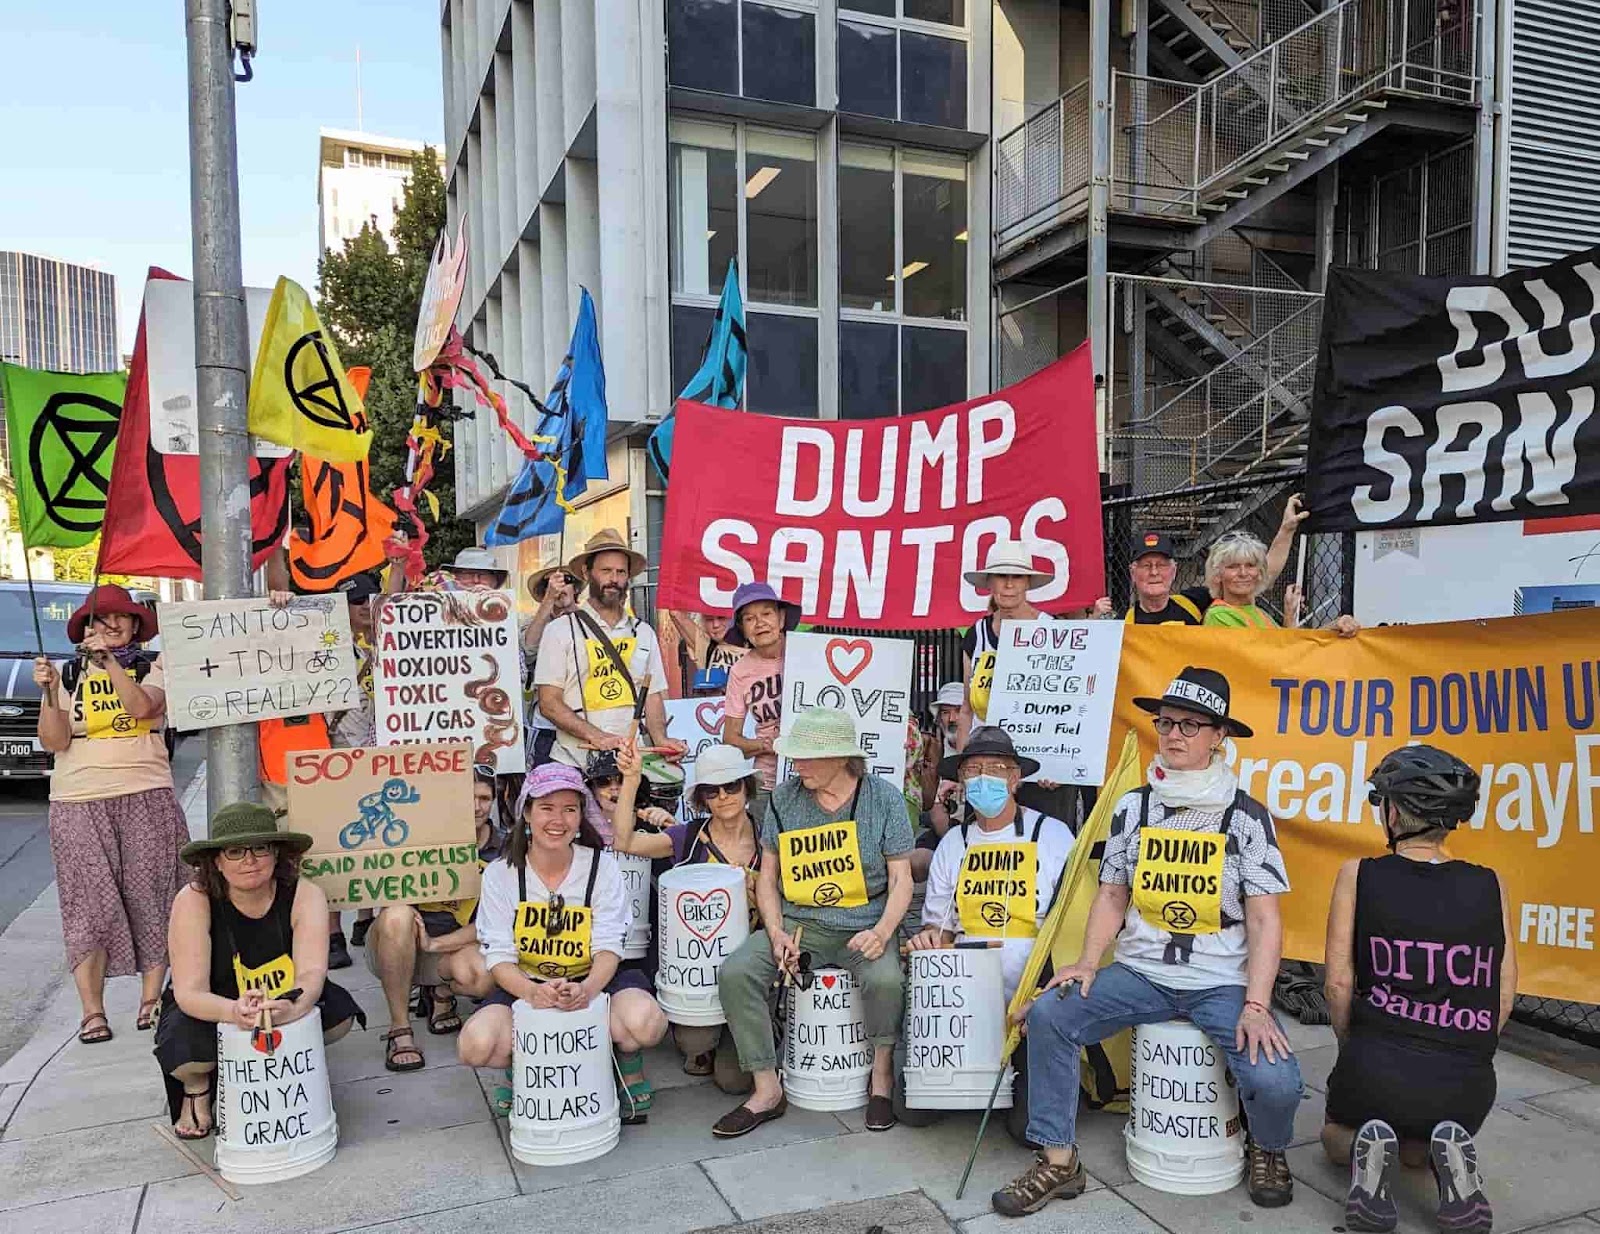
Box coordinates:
[0,363,125,549]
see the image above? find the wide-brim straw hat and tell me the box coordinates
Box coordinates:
[962,539,1054,590]
[181,802,313,865]
[773,707,870,761]
[67,585,158,645]
[566,528,647,580]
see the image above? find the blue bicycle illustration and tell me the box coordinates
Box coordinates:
[338,779,421,850]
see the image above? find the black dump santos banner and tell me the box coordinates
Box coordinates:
[1307,249,1600,531]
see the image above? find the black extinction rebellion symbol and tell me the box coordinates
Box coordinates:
[284,330,368,435]
[29,393,120,533]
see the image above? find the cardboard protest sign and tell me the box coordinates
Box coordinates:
[984,620,1124,785]
[780,631,913,787]
[157,597,358,731]
[373,590,524,773]
[287,741,478,910]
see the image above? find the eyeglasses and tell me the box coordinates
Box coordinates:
[698,782,743,800]
[220,844,274,861]
[545,893,568,938]
[1152,717,1215,736]
[962,760,1014,778]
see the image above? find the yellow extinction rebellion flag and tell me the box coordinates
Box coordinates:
[248,277,372,461]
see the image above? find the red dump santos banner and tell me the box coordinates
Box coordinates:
[658,347,1104,628]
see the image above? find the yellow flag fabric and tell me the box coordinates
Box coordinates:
[248,277,372,461]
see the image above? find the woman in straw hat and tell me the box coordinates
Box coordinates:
[154,804,364,1140]
[957,539,1056,747]
[33,584,187,1046]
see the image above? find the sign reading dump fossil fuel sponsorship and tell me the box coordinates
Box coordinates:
[373,590,524,774]
[1109,611,1600,1002]
[658,346,1104,629]
[984,618,1125,785]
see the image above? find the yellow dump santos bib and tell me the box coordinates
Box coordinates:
[1132,827,1225,935]
[515,900,594,979]
[582,636,639,712]
[968,651,996,722]
[779,821,868,909]
[79,669,151,740]
[956,842,1039,939]
[232,952,295,996]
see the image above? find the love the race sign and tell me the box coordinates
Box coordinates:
[287,741,479,910]
[658,346,1103,628]
[780,631,914,788]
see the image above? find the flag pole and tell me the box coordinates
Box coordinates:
[20,543,44,658]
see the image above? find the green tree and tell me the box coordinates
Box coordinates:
[316,148,473,571]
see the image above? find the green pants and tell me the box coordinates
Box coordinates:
[718,917,904,1073]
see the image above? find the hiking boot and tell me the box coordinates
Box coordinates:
[328,930,352,970]
[1247,1139,1294,1208]
[1430,1120,1492,1234]
[991,1151,1086,1218]
[1346,1119,1400,1232]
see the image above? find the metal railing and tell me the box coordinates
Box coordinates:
[1115,0,1478,217]
[994,81,1090,253]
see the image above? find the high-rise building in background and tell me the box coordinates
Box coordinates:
[318,129,444,252]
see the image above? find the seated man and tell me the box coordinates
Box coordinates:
[907,726,1075,1139]
[365,766,501,1070]
[1322,746,1513,1234]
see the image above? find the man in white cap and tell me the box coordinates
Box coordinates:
[534,528,686,768]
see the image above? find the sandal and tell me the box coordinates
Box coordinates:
[426,989,461,1035]
[174,1087,214,1141]
[491,1066,513,1117]
[382,1025,425,1072]
[616,1049,653,1124]
[136,999,160,1031]
[77,1012,113,1045]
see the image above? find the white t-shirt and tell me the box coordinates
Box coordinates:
[532,605,667,766]
[921,807,1076,999]
[476,846,628,973]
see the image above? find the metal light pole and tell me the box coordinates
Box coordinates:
[185,0,258,813]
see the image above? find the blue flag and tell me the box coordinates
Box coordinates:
[485,288,610,545]
[648,260,746,481]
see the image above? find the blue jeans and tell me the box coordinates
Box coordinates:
[1025,961,1304,1151]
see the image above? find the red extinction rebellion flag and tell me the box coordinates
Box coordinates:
[1306,249,1600,532]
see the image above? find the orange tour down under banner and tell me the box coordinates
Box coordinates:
[1108,610,1600,1003]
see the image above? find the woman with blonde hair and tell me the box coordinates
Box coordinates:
[1203,531,1359,636]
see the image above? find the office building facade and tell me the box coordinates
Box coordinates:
[318,129,444,253]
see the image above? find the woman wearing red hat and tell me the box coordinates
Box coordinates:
[33,585,187,1045]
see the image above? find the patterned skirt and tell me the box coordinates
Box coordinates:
[49,787,190,976]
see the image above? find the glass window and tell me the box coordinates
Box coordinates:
[745,130,818,307]
[901,326,966,413]
[837,21,897,119]
[668,0,739,94]
[741,3,816,106]
[839,144,895,312]
[670,120,739,298]
[840,320,899,418]
[900,30,966,128]
[671,305,721,399]
[903,0,965,23]
[901,149,967,320]
[840,0,895,13]
[746,313,818,416]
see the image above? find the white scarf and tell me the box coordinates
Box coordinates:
[1147,752,1238,811]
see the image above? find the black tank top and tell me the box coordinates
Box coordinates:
[209,886,295,1000]
[1351,854,1504,1058]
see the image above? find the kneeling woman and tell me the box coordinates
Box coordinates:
[458,764,668,1121]
[155,804,364,1140]
[1322,746,1514,1234]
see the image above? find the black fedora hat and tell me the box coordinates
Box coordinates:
[1132,666,1253,738]
[938,725,1042,781]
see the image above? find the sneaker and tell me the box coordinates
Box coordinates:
[1246,1139,1294,1208]
[350,916,372,948]
[328,930,352,970]
[1430,1120,1492,1234]
[1345,1119,1400,1232]
[991,1151,1086,1218]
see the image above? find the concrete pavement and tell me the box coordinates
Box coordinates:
[2,774,1599,1232]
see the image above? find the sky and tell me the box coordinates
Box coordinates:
[1,0,445,350]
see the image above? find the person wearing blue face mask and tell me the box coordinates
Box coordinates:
[907,726,1076,1142]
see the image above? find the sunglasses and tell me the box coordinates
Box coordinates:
[545,893,568,938]
[589,775,623,791]
[221,844,274,861]
[474,763,497,779]
[698,782,743,800]
[1152,717,1216,736]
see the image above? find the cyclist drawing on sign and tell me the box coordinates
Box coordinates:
[339,778,420,850]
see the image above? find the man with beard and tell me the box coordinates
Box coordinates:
[534,529,687,768]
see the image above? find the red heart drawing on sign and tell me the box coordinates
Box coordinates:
[695,700,725,735]
[825,638,873,686]
[676,888,733,942]
[251,1028,282,1054]
[820,973,838,989]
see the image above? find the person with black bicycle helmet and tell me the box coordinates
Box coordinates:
[1322,744,1516,1234]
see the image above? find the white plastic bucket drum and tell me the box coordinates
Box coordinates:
[509,994,619,1167]
[903,947,1014,1110]
[214,1014,338,1185]
[655,864,750,1026]
[1124,1020,1244,1195]
[611,850,653,960]
[782,966,872,1111]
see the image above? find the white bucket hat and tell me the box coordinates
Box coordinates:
[934,682,965,709]
[772,707,869,761]
[691,743,757,788]
[441,546,509,586]
[963,538,1054,589]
